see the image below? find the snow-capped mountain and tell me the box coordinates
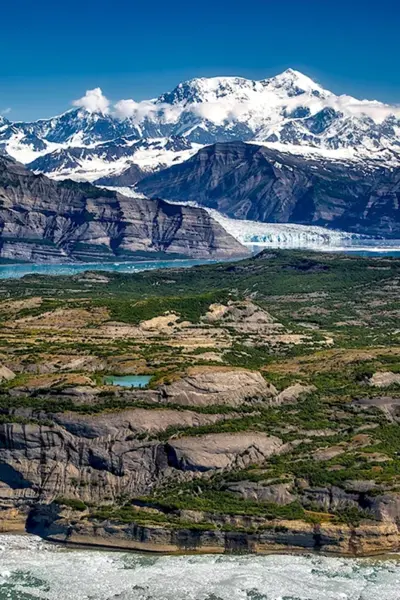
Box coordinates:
[136,141,400,238]
[1,68,400,182]
[27,136,200,183]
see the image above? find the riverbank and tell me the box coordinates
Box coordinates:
[19,504,400,558]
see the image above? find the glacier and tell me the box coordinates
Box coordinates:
[109,188,384,251]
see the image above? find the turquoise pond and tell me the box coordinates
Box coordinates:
[104,375,152,388]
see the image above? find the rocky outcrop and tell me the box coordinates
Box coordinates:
[0,417,283,507]
[0,155,248,262]
[0,365,15,382]
[137,141,400,237]
[154,367,277,407]
[166,433,283,471]
[275,383,316,405]
[53,408,229,439]
[28,504,400,556]
[369,372,400,388]
[224,481,296,505]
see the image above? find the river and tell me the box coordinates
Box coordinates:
[0,247,399,280]
[1,535,400,600]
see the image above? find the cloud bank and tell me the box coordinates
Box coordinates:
[71,80,400,125]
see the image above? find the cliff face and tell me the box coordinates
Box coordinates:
[0,156,247,262]
[3,410,400,557]
[0,410,284,508]
[136,142,400,237]
[28,507,400,557]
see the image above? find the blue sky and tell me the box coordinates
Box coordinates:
[1,0,399,120]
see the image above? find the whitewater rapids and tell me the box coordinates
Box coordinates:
[1,535,400,600]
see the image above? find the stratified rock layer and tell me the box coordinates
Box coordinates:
[0,155,247,262]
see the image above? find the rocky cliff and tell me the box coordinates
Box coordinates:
[136,141,400,237]
[0,155,247,262]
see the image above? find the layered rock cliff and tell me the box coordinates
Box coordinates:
[136,141,400,237]
[0,155,247,262]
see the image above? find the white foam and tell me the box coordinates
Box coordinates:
[1,535,400,600]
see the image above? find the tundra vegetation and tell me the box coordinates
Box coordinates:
[0,250,400,553]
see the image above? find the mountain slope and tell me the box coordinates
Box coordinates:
[136,141,400,237]
[25,137,200,183]
[0,155,247,262]
[1,69,400,184]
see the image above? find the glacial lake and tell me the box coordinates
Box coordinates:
[104,375,152,388]
[0,258,216,280]
[1,534,400,600]
[0,247,400,279]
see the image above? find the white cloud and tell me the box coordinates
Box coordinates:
[323,95,400,123]
[114,98,153,119]
[72,88,110,114]
[72,79,400,126]
[0,107,11,116]
[281,93,400,124]
[114,98,182,123]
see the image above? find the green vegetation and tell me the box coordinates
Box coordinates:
[98,290,232,324]
[0,250,400,537]
[55,497,87,511]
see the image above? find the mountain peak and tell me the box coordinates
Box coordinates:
[263,68,328,97]
[0,115,10,128]
[157,76,259,105]
[3,70,400,175]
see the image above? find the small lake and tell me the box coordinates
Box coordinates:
[104,375,152,388]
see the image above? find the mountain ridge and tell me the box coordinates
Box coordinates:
[0,154,247,263]
[136,141,400,237]
[1,69,399,183]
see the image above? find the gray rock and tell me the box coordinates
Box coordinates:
[166,432,283,471]
[0,155,248,263]
[275,383,316,405]
[369,372,400,388]
[224,480,295,505]
[0,365,15,382]
[156,368,277,408]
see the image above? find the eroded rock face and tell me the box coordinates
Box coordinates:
[53,408,231,439]
[0,365,15,382]
[0,418,282,506]
[0,155,248,262]
[166,432,283,471]
[156,368,278,407]
[28,505,400,557]
[275,383,316,405]
[369,372,400,388]
[224,481,296,505]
